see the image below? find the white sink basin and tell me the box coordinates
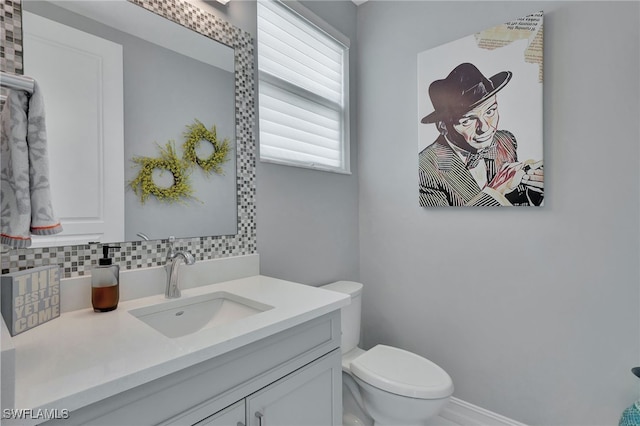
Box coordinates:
[129,291,273,338]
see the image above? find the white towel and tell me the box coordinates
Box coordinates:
[1,80,62,248]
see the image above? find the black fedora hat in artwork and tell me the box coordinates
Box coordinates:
[421,63,512,124]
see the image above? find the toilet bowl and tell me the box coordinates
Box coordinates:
[320,281,453,426]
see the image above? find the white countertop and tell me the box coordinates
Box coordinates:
[7,275,349,416]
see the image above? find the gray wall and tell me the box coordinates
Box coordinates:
[198,0,639,423]
[255,1,361,286]
[357,1,639,425]
[122,37,236,241]
[195,0,360,286]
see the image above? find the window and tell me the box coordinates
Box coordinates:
[257,0,350,174]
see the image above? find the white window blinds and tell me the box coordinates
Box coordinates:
[257,0,350,173]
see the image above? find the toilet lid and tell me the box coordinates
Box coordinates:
[350,345,454,399]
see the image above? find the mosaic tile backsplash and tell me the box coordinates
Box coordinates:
[1,0,256,278]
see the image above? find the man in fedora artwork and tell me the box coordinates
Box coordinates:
[419,63,543,207]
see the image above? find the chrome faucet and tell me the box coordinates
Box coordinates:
[164,236,195,299]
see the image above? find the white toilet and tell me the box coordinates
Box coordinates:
[321,281,454,426]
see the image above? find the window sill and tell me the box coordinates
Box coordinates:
[259,157,352,175]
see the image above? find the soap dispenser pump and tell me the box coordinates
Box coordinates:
[92,244,121,312]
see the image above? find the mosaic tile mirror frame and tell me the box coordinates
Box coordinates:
[0,0,256,277]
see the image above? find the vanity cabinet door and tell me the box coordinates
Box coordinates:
[245,349,341,426]
[195,400,245,426]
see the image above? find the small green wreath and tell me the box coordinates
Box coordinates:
[183,119,231,175]
[129,141,195,204]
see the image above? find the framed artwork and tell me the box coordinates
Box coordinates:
[418,11,543,207]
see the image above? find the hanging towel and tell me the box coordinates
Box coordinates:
[1,80,62,248]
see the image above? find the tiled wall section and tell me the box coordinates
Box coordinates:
[0,0,257,278]
[0,0,22,75]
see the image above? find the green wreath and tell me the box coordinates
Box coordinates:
[129,142,195,204]
[182,119,231,175]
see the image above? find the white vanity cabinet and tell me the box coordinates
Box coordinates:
[40,310,342,426]
[245,351,338,426]
[197,350,339,426]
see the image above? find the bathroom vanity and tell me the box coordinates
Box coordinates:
[2,274,349,426]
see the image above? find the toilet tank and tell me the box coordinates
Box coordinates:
[320,281,363,353]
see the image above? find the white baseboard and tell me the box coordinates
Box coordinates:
[440,397,527,426]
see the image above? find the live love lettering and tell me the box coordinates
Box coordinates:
[13,268,60,333]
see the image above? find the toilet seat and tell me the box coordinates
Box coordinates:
[350,345,454,399]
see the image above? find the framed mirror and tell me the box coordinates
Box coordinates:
[1,0,256,276]
[21,0,237,245]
